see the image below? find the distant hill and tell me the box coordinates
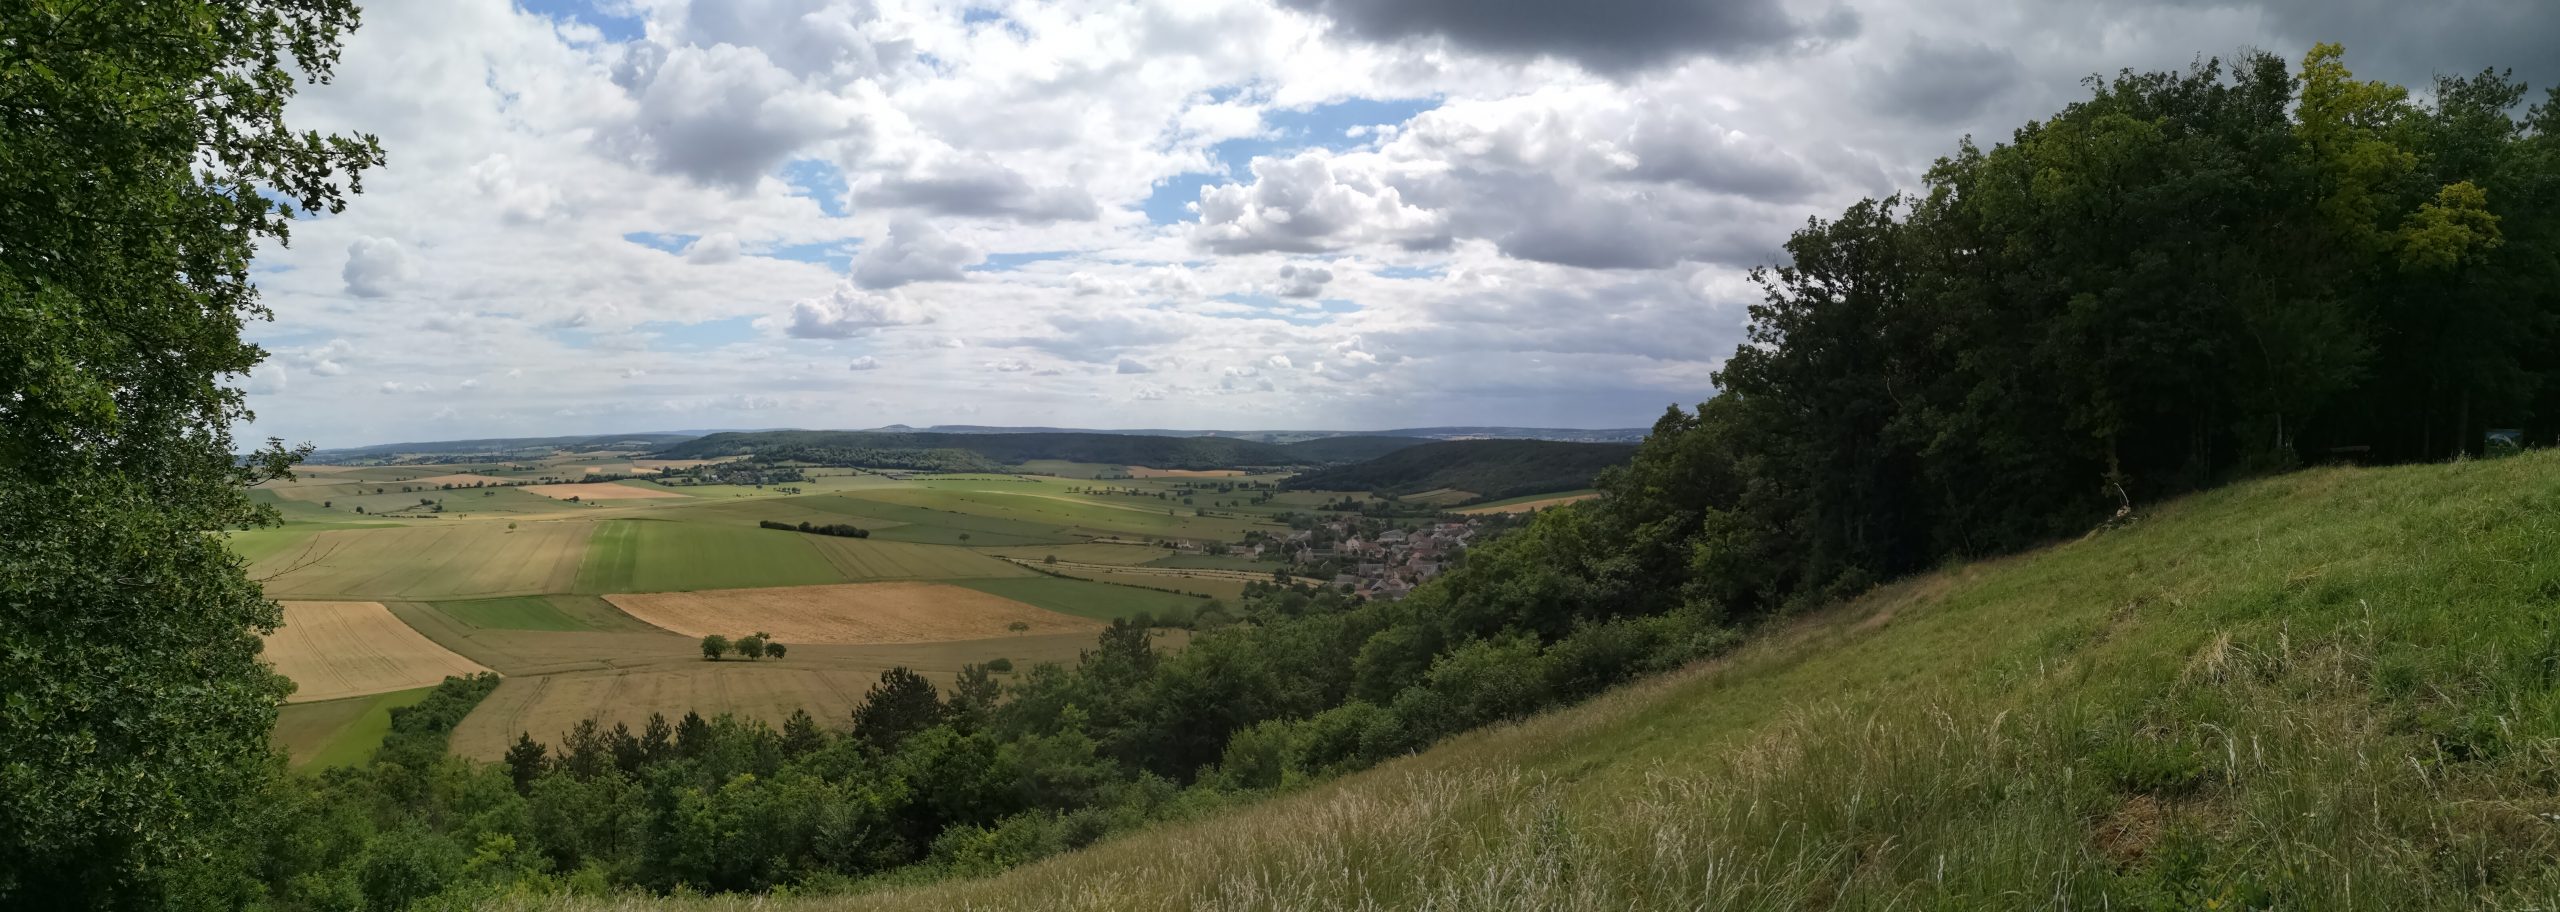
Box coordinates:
[305,433,697,465]
[651,430,1431,469]
[1283,439,1637,501]
[887,424,1650,444]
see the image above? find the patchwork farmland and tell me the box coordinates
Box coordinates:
[234,447,1332,768]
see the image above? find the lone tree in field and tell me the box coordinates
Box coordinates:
[850,667,945,752]
[700,634,730,661]
[764,641,787,660]
[0,1,382,903]
[1007,620,1032,634]
[736,634,766,660]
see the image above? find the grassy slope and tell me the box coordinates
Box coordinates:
[539,452,2560,910]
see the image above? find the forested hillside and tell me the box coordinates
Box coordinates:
[1283,439,1637,500]
[652,430,1426,469]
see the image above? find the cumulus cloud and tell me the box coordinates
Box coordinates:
[342,237,417,297]
[1272,263,1335,298]
[617,42,863,189]
[848,356,882,370]
[988,358,1031,373]
[852,217,983,289]
[1116,358,1153,374]
[775,283,934,338]
[683,232,743,264]
[859,154,1102,222]
[1275,0,1859,75]
[1194,152,1450,255]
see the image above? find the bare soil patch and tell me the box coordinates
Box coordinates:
[605,582,1100,645]
[265,600,494,703]
[523,482,686,501]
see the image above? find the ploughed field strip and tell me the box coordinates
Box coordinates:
[251,522,594,599]
[263,600,494,703]
[603,581,1103,645]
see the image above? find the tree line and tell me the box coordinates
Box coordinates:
[759,519,871,538]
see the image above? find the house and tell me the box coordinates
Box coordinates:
[1378,529,1408,543]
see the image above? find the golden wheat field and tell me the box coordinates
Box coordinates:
[603,582,1101,645]
[264,600,494,703]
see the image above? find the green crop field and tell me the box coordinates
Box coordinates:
[801,535,1031,580]
[1144,552,1277,571]
[271,685,439,770]
[843,485,1273,541]
[572,520,846,593]
[430,595,586,630]
[980,542,1178,565]
[782,494,1085,546]
[953,576,1206,624]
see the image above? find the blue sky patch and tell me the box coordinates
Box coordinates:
[517,0,643,43]
[781,160,850,218]
[968,251,1077,272]
[761,240,856,272]
[1375,264,1443,280]
[624,231,696,255]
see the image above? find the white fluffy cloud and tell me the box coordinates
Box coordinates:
[776,283,934,338]
[341,237,417,297]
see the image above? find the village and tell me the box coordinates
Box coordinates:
[1268,515,1491,601]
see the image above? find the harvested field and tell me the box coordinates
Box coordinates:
[1456,490,1600,514]
[605,582,1099,645]
[444,631,1109,760]
[265,600,494,703]
[524,481,687,500]
[250,522,593,599]
[1125,466,1246,478]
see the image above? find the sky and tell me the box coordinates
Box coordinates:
[234,0,2560,448]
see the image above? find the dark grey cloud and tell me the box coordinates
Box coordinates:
[859,156,1102,222]
[2150,0,2560,90]
[1859,40,2024,123]
[1276,0,1859,75]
